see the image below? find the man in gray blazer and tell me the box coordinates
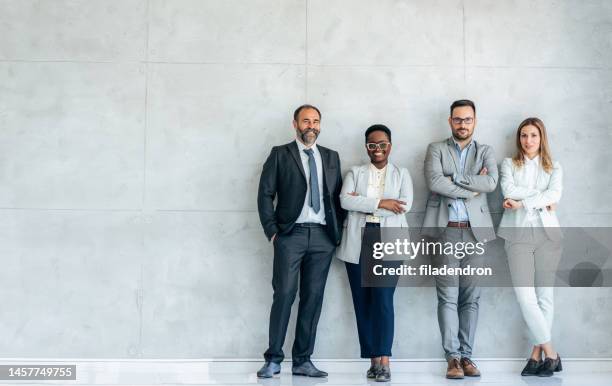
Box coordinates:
[422,99,498,379]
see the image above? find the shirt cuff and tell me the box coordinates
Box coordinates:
[522,197,534,210]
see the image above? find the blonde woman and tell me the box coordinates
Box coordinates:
[498,117,563,377]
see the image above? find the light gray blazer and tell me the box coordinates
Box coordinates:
[498,157,563,241]
[335,162,413,264]
[421,138,498,243]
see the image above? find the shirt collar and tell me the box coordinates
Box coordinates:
[524,154,540,165]
[295,138,317,153]
[369,163,387,174]
[451,137,475,152]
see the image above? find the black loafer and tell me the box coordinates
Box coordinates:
[521,359,541,376]
[538,355,562,377]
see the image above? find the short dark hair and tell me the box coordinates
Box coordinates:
[364,124,392,143]
[293,104,321,121]
[450,99,476,116]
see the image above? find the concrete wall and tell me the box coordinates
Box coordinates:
[0,0,611,358]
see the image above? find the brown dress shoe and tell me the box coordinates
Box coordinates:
[460,358,481,377]
[446,358,464,379]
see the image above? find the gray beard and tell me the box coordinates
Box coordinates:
[299,129,318,145]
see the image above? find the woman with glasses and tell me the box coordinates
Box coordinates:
[498,117,563,377]
[335,124,413,382]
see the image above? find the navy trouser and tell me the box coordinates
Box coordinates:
[345,223,401,358]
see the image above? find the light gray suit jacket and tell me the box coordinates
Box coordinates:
[335,162,413,264]
[421,137,498,243]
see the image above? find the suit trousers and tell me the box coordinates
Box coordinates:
[505,226,562,345]
[263,224,335,364]
[433,227,484,360]
[345,223,401,358]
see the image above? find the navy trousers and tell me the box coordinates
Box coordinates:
[345,223,401,358]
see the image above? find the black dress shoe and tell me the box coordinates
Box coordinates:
[375,365,391,382]
[538,355,562,377]
[366,364,381,379]
[257,361,281,378]
[292,360,328,377]
[521,359,542,376]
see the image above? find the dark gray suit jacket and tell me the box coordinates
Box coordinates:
[257,141,345,245]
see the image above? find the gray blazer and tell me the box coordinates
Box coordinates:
[335,162,413,264]
[421,137,498,243]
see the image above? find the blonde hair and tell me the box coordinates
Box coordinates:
[512,117,554,173]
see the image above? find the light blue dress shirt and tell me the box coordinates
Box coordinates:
[448,139,475,222]
[294,139,326,224]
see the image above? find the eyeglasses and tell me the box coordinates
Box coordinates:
[451,117,474,125]
[366,142,391,151]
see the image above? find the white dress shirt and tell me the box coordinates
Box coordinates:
[365,163,387,223]
[295,139,326,224]
[522,155,542,225]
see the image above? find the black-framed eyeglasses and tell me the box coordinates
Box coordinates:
[451,117,474,125]
[366,142,391,151]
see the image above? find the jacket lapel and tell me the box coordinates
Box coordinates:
[356,165,369,196]
[534,158,545,188]
[465,140,477,172]
[382,162,398,199]
[319,146,332,193]
[288,141,307,182]
[446,138,460,173]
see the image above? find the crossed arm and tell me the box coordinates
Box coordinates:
[424,144,498,199]
[339,168,413,217]
[452,146,499,193]
[500,158,562,210]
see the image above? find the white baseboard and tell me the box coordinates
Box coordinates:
[0,358,611,374]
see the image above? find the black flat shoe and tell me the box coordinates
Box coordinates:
[366,364,381,379]
[538,354,562,377]
[521,359,542,376]
[375,365,391,382]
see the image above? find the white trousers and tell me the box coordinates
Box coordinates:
[505,227,562,345]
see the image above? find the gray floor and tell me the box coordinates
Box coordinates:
[0,359,609,385]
